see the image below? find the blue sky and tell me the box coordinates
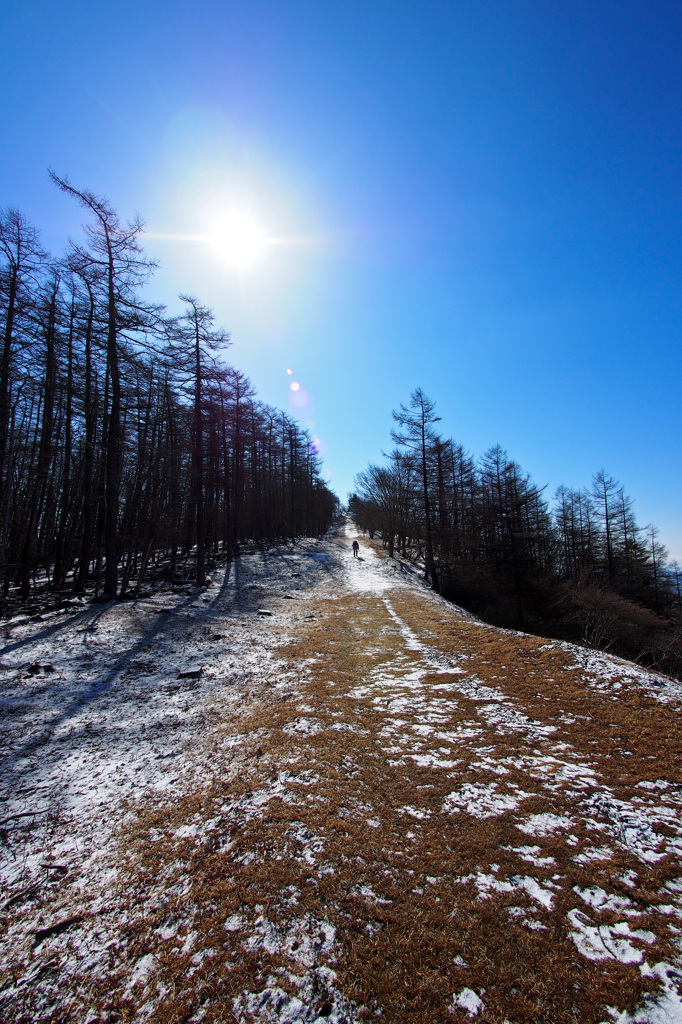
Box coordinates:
[2,1,681,556]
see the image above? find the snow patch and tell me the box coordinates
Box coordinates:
[450,987,484,1017]
[444,783,529,819]
[567,909,655,963]
[517,812,574,836]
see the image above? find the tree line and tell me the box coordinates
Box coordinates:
[0,177,336,605]
[351,389,682,676]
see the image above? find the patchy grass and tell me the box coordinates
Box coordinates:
[3,539,682,1023]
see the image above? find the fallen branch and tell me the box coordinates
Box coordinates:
[3,880,42,910]
[178,668,202,679]
[31,914,83,946]
[0,810,41,827]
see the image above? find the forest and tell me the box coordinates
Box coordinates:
[351,389,682,678]
[3,177,679,679]
[0,178,337,606]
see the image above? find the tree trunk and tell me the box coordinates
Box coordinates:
[104,235,120,599]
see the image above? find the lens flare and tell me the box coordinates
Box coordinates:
[311,434,327,456]
[290,381,300,392]
[290,387,309,409]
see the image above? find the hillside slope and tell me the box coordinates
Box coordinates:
[1,524,682,1023]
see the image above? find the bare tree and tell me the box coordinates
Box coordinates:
[171,295,230,585]
[0,209,47,597]
[354,461,403,556]
[50,172,162,598]
[391,388,441,590]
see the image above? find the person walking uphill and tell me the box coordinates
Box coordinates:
[352,540,360,557]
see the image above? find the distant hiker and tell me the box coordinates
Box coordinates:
[352,540,360,557]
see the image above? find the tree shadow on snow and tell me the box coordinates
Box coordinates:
[0,561,237,771]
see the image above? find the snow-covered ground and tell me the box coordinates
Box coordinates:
[0,536,348,1020]
[2,523,682,1023]
[1,547,309,887]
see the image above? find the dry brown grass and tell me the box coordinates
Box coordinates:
[4,572,681,1023]
[390,589,682,785]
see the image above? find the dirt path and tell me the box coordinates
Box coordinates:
[2,525,682,1022]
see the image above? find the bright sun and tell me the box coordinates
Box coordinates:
[210,211,265,269]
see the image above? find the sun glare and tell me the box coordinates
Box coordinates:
[211,211,266,269]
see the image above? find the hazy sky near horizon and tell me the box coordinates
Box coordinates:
[2,1,681,556]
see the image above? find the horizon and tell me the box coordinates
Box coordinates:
[2,0,680,558]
